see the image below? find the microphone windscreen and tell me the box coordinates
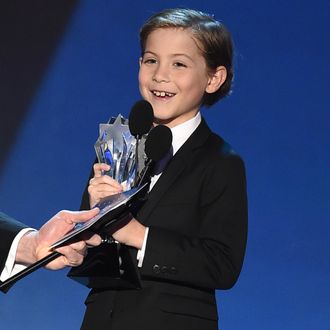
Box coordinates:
[145,125,172,162]
[129,100,154,137]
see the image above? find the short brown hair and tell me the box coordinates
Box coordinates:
[140,8,234,107]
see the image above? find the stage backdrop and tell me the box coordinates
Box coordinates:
[0,0,329,329]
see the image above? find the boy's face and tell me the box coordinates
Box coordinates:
[139,28,213,128]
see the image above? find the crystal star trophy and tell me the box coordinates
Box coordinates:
[94,114,145,190]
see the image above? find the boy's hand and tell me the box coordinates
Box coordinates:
[88,163,123,207]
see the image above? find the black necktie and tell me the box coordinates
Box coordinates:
[152,146,173,175]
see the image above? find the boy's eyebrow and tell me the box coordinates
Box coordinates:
[143,50,194,62]
[142,51,157,56]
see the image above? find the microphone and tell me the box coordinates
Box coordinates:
[145,125,173,162]
[137,124,173,187]
[128,100,154,138]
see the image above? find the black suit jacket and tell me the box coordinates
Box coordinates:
[0,213,27,272]
[81,118,248,330]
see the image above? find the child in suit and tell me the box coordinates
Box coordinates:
[82,8,247,330]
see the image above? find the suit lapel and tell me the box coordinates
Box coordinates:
[138,118,212,224]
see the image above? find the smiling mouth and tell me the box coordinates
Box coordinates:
[151,90,176,98]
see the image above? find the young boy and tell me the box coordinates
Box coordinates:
[82,8,247,330]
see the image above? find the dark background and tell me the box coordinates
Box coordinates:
[0,0,329,329]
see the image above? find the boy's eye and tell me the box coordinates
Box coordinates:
[173,62,187,68]
[143,58,157,64]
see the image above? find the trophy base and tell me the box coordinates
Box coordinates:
[67,242,141,289]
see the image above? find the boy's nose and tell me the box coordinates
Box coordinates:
[152,76,169,83]
[152,65,169,83]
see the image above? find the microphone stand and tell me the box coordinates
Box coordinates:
[134,134,140,187]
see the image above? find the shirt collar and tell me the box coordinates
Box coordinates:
[170,112,201,155]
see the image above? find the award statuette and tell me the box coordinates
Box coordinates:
[94,99,154,189]
[94,114,144,191]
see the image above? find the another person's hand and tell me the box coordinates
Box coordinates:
[88,163,123,207]
[16,209,102,270]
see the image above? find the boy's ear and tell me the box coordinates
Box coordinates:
[205,66,227,94]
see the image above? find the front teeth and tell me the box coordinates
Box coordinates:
[152,90,174,97]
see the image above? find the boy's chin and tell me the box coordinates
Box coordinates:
[153,116,172,127]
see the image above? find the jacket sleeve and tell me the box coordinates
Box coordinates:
[0,212,28,272]
[139,155,248,290]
